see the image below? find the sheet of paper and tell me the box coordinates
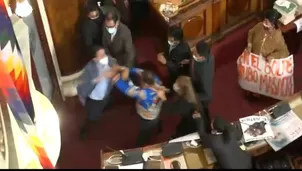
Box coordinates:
[118,163,144,169]
[294,18,302,33]
[275,0,291,8]
[168,132,200,143]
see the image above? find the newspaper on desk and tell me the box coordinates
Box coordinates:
[265,110,302,151]
[239,115,274,142]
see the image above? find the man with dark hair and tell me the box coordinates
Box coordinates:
[81,5,104,57]
[102,9,136,68]
[112,67,167,147]
[77,46,117,140]
[157,26,192,87]
[193,113,253,169]
[190,40,215,120]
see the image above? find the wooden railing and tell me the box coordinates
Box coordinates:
[149,0,274,48]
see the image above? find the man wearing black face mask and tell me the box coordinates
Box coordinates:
[81,5,104,57]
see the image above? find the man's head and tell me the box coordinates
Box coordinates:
[263,9,281,30]
[104,9,120,35]
[168,26,183,46]
[193,40,211,62]
[92,46,108,64]
[86,5,100,20]
[141,70,156,87]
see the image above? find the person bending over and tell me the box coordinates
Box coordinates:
[194,113,253,169]
[160,75,205,139]
[113,67,168,147]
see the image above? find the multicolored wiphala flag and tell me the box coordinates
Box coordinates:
[0,0,54,168]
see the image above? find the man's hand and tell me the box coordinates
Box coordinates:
[103,70,116,78]
[246,43,252,53]
[179,59,190,67]
[112,74,120,84]
[157,53,167,65]
[156,90,167,101]
[124,0,129,8]
[120,67,130,80]
[265,56,274,63]
[192,111,201,119]
[94,75,104,83]
[155,85,170,93]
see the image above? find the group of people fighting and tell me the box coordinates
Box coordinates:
[76,0,290,168]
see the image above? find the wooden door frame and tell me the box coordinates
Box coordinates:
[30,0,63,105]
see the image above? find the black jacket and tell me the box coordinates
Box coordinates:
[194,117,253,169]
[81,12,104,55]
[190,53,215,102]
[164,41,192,65]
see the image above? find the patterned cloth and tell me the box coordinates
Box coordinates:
[115,68,163,120]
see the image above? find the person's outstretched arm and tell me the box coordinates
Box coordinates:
[193,112,211,138]
[114,75,145,100]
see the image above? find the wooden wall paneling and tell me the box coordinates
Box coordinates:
[219,0,227,28]
[205,3,213,37]
[181,11,205,40]
[250,0,259,13]
[226,0,250,25]
[212,1,222,33]
[31,0,63,103]
[43,0,86,76]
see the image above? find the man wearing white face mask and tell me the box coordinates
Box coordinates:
[77,46,117,140]
[190,41,215,119]
[102,9,136,67]
[157,26,192,88]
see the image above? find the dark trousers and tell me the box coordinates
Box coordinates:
[80,97,110,137]
[174,115,196,138]
[136,116,161,147]
[201,100,211,133]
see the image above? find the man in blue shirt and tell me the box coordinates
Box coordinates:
[112,67,167,146]
[77,46,117,140]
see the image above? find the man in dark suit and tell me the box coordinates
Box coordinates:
[102,9,136,67]
[81,5,104,57]
[157,26,192,87]
[193,112,253,169]
[77,46,117,140]
[189,40,215,119]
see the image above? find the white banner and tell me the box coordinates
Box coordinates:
[237,51,294,100]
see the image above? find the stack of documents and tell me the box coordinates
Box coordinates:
[274,0,297,25]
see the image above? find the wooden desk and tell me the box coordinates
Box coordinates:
[100,142,215,169]
[149,0,274,49]
[280,15,302,33]
[100,91,302,169]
